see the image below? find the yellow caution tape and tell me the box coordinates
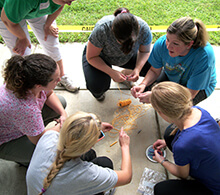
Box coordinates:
[28,25,220,32]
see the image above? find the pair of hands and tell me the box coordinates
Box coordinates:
[152,139,167,163]
[111,69,151,104]
[53,111,68,132]
[131,84,152,104]
[102,124,166,162]
[111,69,139,83]
[13,25,58,56]
[101,123,130,147]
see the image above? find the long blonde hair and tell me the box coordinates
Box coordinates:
[39,111,101,195]
[150,82,193,134]
[167,17,209,48]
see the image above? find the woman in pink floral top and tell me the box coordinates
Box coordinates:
[0,53,67,166]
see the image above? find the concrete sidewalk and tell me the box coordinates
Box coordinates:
[0,43,220,195]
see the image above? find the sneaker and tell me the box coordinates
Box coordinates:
[215,118,220,127]
[60,75,80,93]
[104,188,116,195]
[215,118,220,123]
[57,82,63,87]
[96,93,105,101]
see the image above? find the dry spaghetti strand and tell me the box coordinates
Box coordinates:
[109,103,152,138]
[108,82,152,137]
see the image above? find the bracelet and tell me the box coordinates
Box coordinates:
[160,159,168,165]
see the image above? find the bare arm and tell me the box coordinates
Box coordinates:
[135,44,151,73]
[114,128,132,187]
[126,44,151,82]
[86,41,127,82]
[161,160,190,179]
[140,66,162,87]
[188,88,200,100]
[45,90,67,126]
[1,8,26,39]
[1,8,31,55]
[154,149,190,179]
[131,66,162,99]
[45,6,64,28]
[86,41,114,74]
[44,6,64,41]
[27,123,61,145]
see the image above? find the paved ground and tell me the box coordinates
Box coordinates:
[0,43,220,195]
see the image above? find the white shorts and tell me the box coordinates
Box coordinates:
[0,15,62,62]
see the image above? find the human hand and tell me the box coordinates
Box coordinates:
[55,112,67,127]
[119,127,130,147]
[137,91,152,104]
[53,123,61,132]
[131,84,146,98]
[101,122,113,132]
[111,70,127,83]
[153,149,164,163]
[13,38,31,56]
[126,69,139,82]
[59,114,67,127]
[44,24,59,41]
[153,139,166,150]
[47,123,61,133]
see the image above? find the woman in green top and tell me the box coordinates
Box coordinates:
[0,0,79,92]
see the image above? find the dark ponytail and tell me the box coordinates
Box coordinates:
[3,54,57,99]
[112,7,139,54]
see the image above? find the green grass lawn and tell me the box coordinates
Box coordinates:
[56,0,220,44]
[4,0,220,45]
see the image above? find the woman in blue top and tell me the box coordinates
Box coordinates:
[0,0,79,92]
[82,7,152,101]
[131,17,216,105]
[150,82,220,195]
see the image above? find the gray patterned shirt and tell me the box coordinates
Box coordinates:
[89,15,152,66]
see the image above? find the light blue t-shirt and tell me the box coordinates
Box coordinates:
[26,131,118,195]
[148,35,216,96]
[172,106,220,194]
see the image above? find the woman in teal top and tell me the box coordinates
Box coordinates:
[131,17,216,105]
[0,0,79,93]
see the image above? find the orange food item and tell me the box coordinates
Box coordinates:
[118,99,132,107]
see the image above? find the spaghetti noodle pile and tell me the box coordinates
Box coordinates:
[109,103,152,137]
